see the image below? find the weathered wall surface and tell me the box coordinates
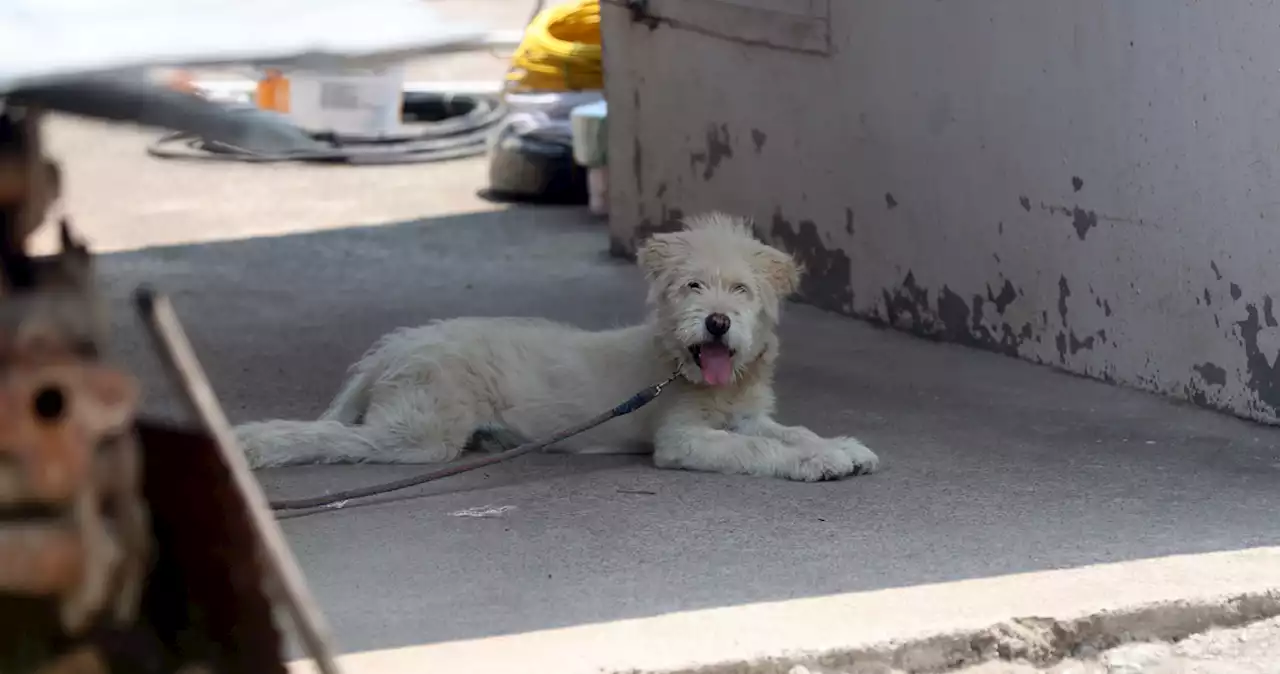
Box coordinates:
[603,0,1280,423]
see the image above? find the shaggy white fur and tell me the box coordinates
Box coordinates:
[235,212,880,482]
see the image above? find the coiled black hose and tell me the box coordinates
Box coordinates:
[146,91,506,165]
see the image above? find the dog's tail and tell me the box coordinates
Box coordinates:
[319,361,379,424]
[318,327,411,423]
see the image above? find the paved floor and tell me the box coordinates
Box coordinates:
[63,135,1280,655]
[32,1,1280,660]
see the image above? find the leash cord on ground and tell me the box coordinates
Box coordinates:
[265,373,679,511]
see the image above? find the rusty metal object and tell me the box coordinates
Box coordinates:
[0,107,60,269]
[137,291,340,674]
[0,101,331,673]
[0,104,150,673]
[133,421,289,674]
[33,647,107,674]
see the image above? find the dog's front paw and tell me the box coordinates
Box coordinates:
[787,446,859,482]
[831,436,880,475]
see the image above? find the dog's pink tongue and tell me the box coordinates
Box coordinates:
[699,344,734,386]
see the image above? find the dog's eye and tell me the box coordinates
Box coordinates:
[730,283,750,294]
[686,281,705,292]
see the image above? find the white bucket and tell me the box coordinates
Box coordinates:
[260,64,406,138]
[569,99,607,168]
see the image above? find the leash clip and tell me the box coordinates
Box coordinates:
[653,370,680,397]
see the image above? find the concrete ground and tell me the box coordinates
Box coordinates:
[29,1,1280,670]
[51,115,1280,662]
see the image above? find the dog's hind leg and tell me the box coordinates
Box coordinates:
[355,387,477,464]
[236,419,382,468]
[466,423,532,453]
[236,384,481,468]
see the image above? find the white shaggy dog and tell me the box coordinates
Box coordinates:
[235,212,879,482]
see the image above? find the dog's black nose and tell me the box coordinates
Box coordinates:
[705,313,731,337]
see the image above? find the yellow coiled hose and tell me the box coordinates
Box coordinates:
[506,0,603,92]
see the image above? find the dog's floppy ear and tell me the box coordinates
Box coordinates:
[636,232,683,282]
[753,244,803,298]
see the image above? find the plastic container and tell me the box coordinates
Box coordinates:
[570,99,607,168]
[255,64,406,138]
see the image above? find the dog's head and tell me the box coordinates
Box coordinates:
[637,212,802,387]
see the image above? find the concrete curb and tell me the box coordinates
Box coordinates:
[299,547,1280,674]
[761,590,1280,674]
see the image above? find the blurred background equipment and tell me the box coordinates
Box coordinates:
[571,99,609,216]
[0,1,495,672]
[504,0,603,93]
[488,0,604,204]
[48,0,613,206]
[141,0,610,205]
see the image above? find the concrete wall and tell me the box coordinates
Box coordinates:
[602,0,1280,424]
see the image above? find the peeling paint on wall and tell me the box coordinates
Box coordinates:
[1069,331,1096,355]
[1194,362,1228,387]
[989,279,1018,313]
[1237,301,1280,412]
[1070,208,1098,240]
[688,123,733,181]
[1186,360,1227,407]
[879,271,1038,359]
[770,210,853,313]
[603,0,1280,427]
[882,272,931,332]
[1042,203,1147,239]
[1057,276,1071,323]
[636,204,686,242]
[632,90,645,197]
